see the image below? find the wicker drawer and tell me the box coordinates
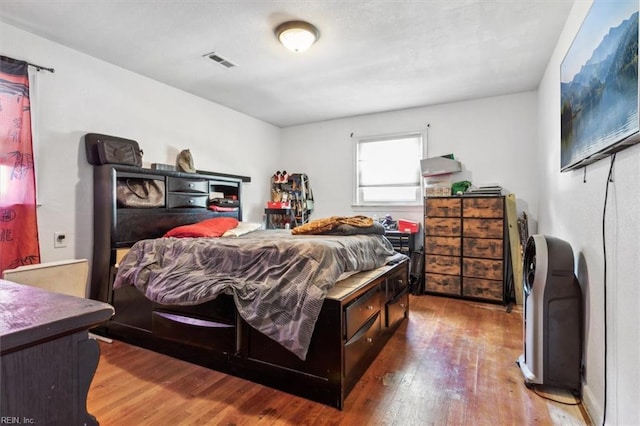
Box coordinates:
[425,218,461,236]
[462,197,503,218]
[462,277,503,301]
[167,193,208,208]
[167,177,209,193]
[425,273,461,295]
[463,238,503,259]
[344,285,381,341]
[462,258,503,280]
[425,254,460,275]
[426,198,461,217]
[425,236,461,256]
[463,218,503,238]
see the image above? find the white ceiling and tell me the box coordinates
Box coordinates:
[0,0,575,128]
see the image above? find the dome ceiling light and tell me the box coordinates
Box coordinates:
[275,20,320,53]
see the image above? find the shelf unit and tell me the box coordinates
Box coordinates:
[267,173,313,229]
[385,231,417,257]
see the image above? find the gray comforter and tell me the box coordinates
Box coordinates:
[114,230,404,360]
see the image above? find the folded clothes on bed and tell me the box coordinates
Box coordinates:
[291,215,384,235]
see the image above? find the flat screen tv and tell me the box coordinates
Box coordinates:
[561,0,639,171]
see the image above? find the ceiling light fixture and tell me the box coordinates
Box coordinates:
[275,20,319,53]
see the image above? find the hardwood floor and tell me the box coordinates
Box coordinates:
[87,295,592,425]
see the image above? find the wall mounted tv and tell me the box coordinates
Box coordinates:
[561,0,639,172]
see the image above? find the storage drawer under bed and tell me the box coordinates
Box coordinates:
[386,268,408,299]
[152,311,236,352]
[152,295,237,351]
[344,312,381,376]
[344,284,381,341]
[386,288,408,328]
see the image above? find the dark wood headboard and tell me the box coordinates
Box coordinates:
[90,164,250,303]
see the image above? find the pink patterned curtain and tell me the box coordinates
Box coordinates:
[0,55,40,274]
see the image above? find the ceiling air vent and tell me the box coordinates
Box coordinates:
[203,52,237,69]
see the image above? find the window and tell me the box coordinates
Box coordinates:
[354,132,424,206]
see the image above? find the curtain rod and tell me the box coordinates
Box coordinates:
[27,61,55,73]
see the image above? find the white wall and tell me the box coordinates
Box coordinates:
[537,2,640,424]
[1,23,281,266]
[281,92,539,231]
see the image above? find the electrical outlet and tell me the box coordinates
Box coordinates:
[54,232,67,248]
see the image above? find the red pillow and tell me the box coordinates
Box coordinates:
[163,217,239,238]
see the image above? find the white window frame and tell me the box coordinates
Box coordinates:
[353,131,425,207]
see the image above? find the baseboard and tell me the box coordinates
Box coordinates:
[582,383,601,425]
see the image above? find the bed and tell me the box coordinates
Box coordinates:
[90,164,410,409]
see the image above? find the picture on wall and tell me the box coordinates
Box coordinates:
[560,0,639,171]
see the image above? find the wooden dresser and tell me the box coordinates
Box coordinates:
[424,195,507,303]
[0,280,114,425]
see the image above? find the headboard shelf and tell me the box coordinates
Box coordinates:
[112,164,251,183]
